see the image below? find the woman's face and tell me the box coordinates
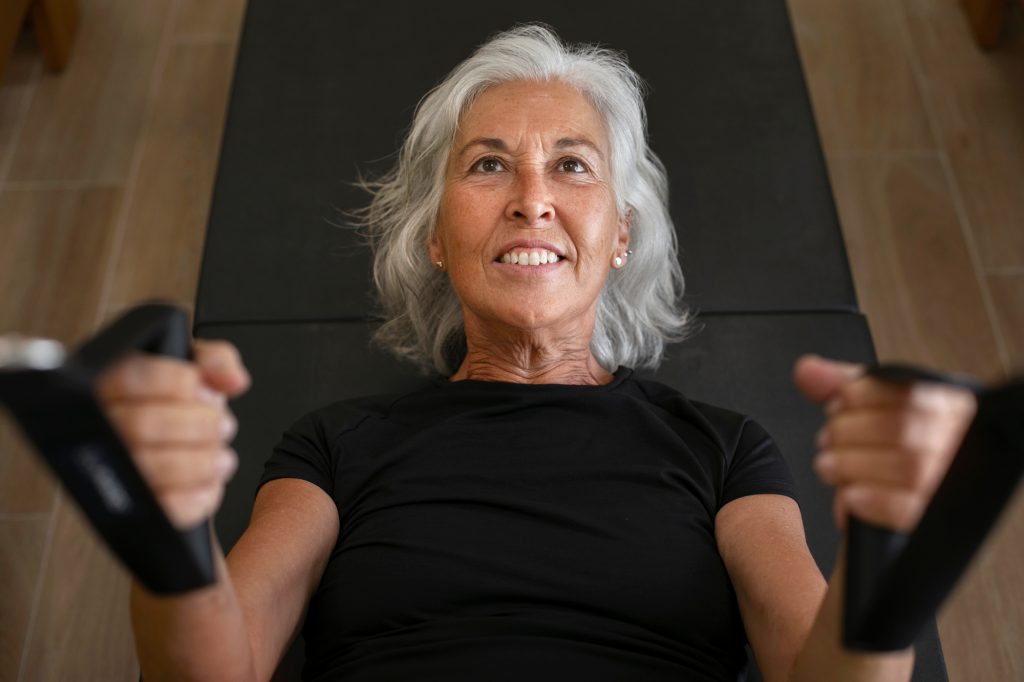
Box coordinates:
[432,79,629,335]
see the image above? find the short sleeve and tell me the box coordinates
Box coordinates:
[720,417,799,509]
[257,410,335,499]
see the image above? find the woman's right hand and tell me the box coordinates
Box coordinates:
[96,339,252,530]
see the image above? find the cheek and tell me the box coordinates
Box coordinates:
[439,188,500,254]
[565,196,620,259]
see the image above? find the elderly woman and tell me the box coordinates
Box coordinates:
[109,25,975,682]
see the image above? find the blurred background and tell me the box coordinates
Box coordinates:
[0,0,1021,680]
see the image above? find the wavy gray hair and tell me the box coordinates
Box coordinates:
[356,24,696,375]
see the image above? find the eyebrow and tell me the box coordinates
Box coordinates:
[457,136,605,161]
[554,137,604,161]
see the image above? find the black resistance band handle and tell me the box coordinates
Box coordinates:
[844,363,1024,651]
[0,302,215,594]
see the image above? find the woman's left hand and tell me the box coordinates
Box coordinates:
[793,355,978,532]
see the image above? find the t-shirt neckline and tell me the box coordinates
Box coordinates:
[431,366,633,392]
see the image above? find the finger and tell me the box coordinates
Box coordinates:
[793,354,865,405]
[832,378,961,415]
[813,446,942,491]
[135,445,238,491]
[843,485,927,532]
[193,339,250,397]
[97,353,204,404]
[827,377,912,414]
[107,403,237,447]
[160,486,225,530]
[819,407,939,451]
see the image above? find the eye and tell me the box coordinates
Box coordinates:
[559,157,589,174]
[471,157,506,173]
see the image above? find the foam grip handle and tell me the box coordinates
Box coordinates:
[843,364,1024,650]
[0,301,215,594]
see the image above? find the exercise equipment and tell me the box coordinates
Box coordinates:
[846,364,1024,650]
[2,301,1021,656]
[0,302,215,595]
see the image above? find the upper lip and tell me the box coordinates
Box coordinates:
[495,240,566,261]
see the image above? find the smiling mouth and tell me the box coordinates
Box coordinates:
[496,248,564,266]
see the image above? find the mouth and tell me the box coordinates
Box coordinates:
[495,247,564,267]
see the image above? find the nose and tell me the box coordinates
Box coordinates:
[505,168,554,226]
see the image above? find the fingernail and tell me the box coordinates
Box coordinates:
[220,414,237,440]
[815,426,830,449]
[216,450,238,476]
[197,385,223,404]
[825,397,843,415]
[813,452,836,482]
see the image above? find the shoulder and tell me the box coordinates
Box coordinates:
[624,375,761,451]
[287,386,427,440]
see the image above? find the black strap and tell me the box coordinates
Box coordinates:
[0,301,215,594]
[844,363,1024,650]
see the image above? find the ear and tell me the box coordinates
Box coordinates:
[616,207,632,254]
[428,230,443,264]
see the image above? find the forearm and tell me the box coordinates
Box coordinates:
[130,526,256,682]
[790,539,913,682]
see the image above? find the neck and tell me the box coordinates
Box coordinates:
[451,314,614,385]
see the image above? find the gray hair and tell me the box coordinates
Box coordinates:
[356,24,696,375]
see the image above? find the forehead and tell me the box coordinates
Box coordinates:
[454,80,610,151]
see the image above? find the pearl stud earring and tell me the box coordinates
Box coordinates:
[614,256,623,267]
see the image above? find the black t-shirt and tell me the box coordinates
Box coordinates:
[258,368,798,681]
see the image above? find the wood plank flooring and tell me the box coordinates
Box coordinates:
[0,1,1021,679]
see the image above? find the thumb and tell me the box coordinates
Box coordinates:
[793,353,864,405]
[192,339,251,398]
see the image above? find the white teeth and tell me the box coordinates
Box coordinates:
[500,248,561,266]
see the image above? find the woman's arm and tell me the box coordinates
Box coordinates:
[719,355,977,681]
[131,479,339,682]
[789,538,914,681]
[130,528,257,682]
[715,494,913,682]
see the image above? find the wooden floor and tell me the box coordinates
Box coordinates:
[0,1,1021,680]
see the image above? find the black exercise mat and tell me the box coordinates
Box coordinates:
[195,0,857,328]
[197,313,945,682]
